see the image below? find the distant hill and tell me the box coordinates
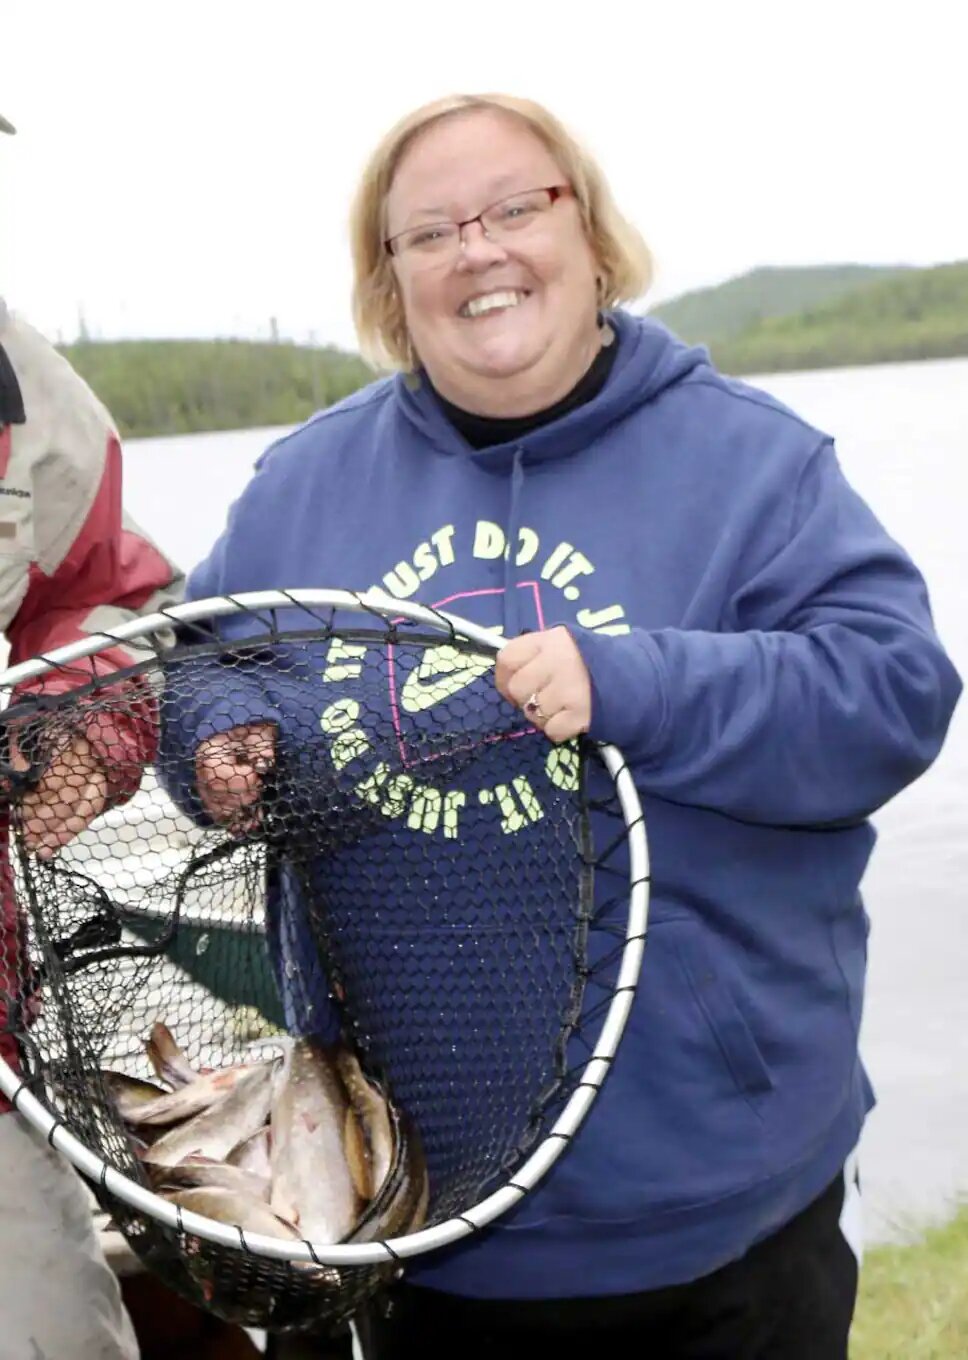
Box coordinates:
[59,261,968,441]
[61,337,374,440]
[649,264,912,345]
[711,259,968,375]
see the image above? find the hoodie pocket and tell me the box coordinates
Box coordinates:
[671,922,774,1106]
[498,916,775,1230]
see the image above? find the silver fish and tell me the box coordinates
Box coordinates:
[120,1061,266,1128]
[269,1039,361,1244]
[348,1110,429,1244]
[101,1071,169,1123]
[145,1021,197,1089]
[143,1063,276,1167]
[151,1156,271,1202]
[335,1047,394,1200]
[162,1186,299,1240]
[226,1126,272,1181]
[228,1122,298,1224]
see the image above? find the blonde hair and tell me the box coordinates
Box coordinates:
[349,93,653,371]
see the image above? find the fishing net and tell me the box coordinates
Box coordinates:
[0,593,646,1335]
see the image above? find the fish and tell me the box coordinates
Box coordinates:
[101,1070,170,1123]
[143,1062,276,1167]
[225,1126,272,1181]
[117,1061,267,1128]
[343,1106,371,1201]
[335,1047,395,1200]
[227,1125,299,1223]
[348,1109,429,1244]
[269,1038,361,1244]
[150,1156,271,1202]
[162,1187,300,1240]
[145,1021,198,1089]
[169,1189,345,1295]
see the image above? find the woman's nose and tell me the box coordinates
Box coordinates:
[455,219,509,269]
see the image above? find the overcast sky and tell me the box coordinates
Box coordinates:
[2,0,964,350]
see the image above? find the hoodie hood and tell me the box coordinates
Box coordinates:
[394,311,710,472]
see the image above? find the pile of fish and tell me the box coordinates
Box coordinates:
[102,1023,428,1249]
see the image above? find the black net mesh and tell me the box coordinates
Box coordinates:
[0,602,633,1335]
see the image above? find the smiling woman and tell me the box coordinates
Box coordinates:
[350,93,651,416]
[384,116,603,417]
[178,91,960,1360]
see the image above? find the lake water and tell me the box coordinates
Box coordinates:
[115,357,968,1245]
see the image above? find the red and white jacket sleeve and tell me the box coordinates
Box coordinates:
[0,302,185,804]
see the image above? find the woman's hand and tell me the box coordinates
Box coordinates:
[194,723,276,831]
[495,626,592,743]
[9,732,109,860]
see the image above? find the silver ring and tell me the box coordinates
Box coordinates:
[523,692,546,722]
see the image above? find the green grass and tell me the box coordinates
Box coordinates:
[852,1207,968,1358]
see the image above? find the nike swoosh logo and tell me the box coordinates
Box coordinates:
[399,642,498,714]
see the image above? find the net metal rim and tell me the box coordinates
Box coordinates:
[0,588,649,1267]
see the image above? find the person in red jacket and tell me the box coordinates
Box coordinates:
[1,113,184,1360]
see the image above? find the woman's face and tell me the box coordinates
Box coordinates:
[385,109,603,416]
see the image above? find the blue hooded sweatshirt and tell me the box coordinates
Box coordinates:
[168,311,960,1298]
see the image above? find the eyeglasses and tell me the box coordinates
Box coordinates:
[384,185,572,263]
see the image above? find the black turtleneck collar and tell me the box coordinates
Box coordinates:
[431,331,619,451]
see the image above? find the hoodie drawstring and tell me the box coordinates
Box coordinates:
[502,447,527,638]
